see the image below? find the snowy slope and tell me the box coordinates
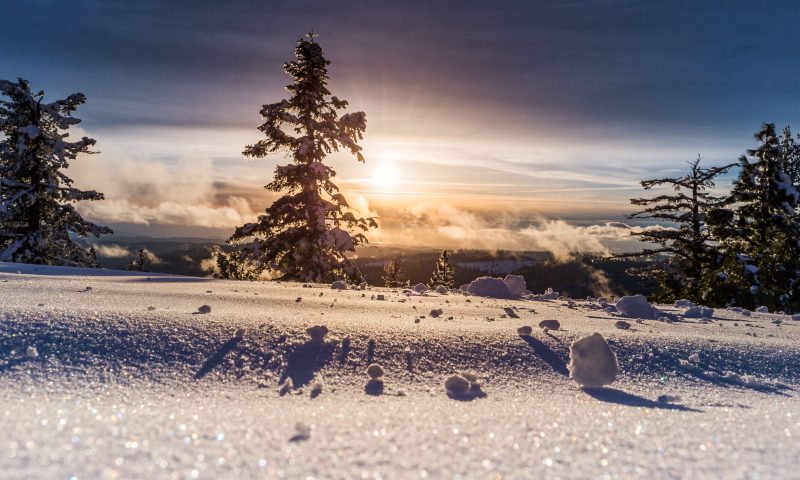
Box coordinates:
[1,262,799,479]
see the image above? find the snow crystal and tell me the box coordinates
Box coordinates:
[466,277,513,299]
[197,305,211,314]
[568,333,618,387]
[538,319,560,331]
[503,275,527,297]
[615,295,663,320]
[366,364,384,380]
[517,326,533,336]
[330,280,347,290]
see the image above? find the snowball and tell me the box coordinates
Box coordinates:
[517,326,533,336]
[466,277,514,299]
[306,325,329,342]
[568,333,618,387]
[503,275,527,297]
[330,280,347,290]
[614,295,661,319]
[444,374,471,396]
[366,363,384,379]
[26,346,38,358]
[197,305,211,314]
[755,306,769,313]
[412,283,429,293]
[538,319,560,331]
[434,285,448,294]
[614,320,631,330]
[683,306,714,318]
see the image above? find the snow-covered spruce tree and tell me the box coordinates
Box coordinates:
[212,250,259,281]
[381,257,407,288]
[126,248,149,272]
[0,78,111,266]
[622,156,734,303]
[228,33,377,283]
[429,249,455,288]
[708,123,800,311]
[779,125,800,185]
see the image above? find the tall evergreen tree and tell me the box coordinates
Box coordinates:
[708,123,800,311]
[228,33,377,283]
[429,250,456,288]
[126,248,150,272]
[382,257,407,288]
[622,156,734,303]
[0,78,111,265]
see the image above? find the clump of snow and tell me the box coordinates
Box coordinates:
[466,277,513,299]
[614,295,663,320]
[306,325,329,343]
[359,281,368,290]
[503,307,519,318]
[614,320,631,330]
[688,353,700,364]
[434,285,448,294]
[792,314,800,321]
[517,326,533,336]
[197,305,211,314]
[527,288,559,301]
[741,310,751,317]
[330,280,347,290]
[674,299,695,308]
[503,275,527,297]
[366,363,384,379]
[755,306,769,313]
[538,319,560,331]
[684,306,714,318]
[444,374,471,396]
[413,283,429,293]
[25,346,38,358]
[278,378,293,396]
[568,333,618,387]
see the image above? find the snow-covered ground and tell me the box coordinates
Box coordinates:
[1,262,799,479]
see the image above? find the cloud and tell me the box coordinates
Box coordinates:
[371,201,665,260]
[92,244,131,258]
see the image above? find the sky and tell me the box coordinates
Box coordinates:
[1,0,799,253]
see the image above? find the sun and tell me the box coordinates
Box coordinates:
[370,157,402,191]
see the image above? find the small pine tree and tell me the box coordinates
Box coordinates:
[212,250,259,281]
[429,250,455,288]
[0,78,111,266]
[622,156,734,303]
[779,125,800,185]
[228,33,377,283]
[126,248,150,272]
[87,247,100,268]
[382,257,407,288]
[708,123,800,311]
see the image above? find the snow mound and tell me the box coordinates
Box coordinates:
[503,275,527,297]
[614,295,663,320]
[568,333,618,387]
[434,285,448,294]
[526,288,559,301]
[444,374,471,396]
[330,280,347,290]
[466,277,514,299]
[538,319,560,331]
[674,299,695,308]
[755,306,769,313]
[412,283,429,293]
[683,306,714,318]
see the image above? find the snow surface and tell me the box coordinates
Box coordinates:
[1,262,800,479]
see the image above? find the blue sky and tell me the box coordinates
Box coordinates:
[1,0,799,249]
